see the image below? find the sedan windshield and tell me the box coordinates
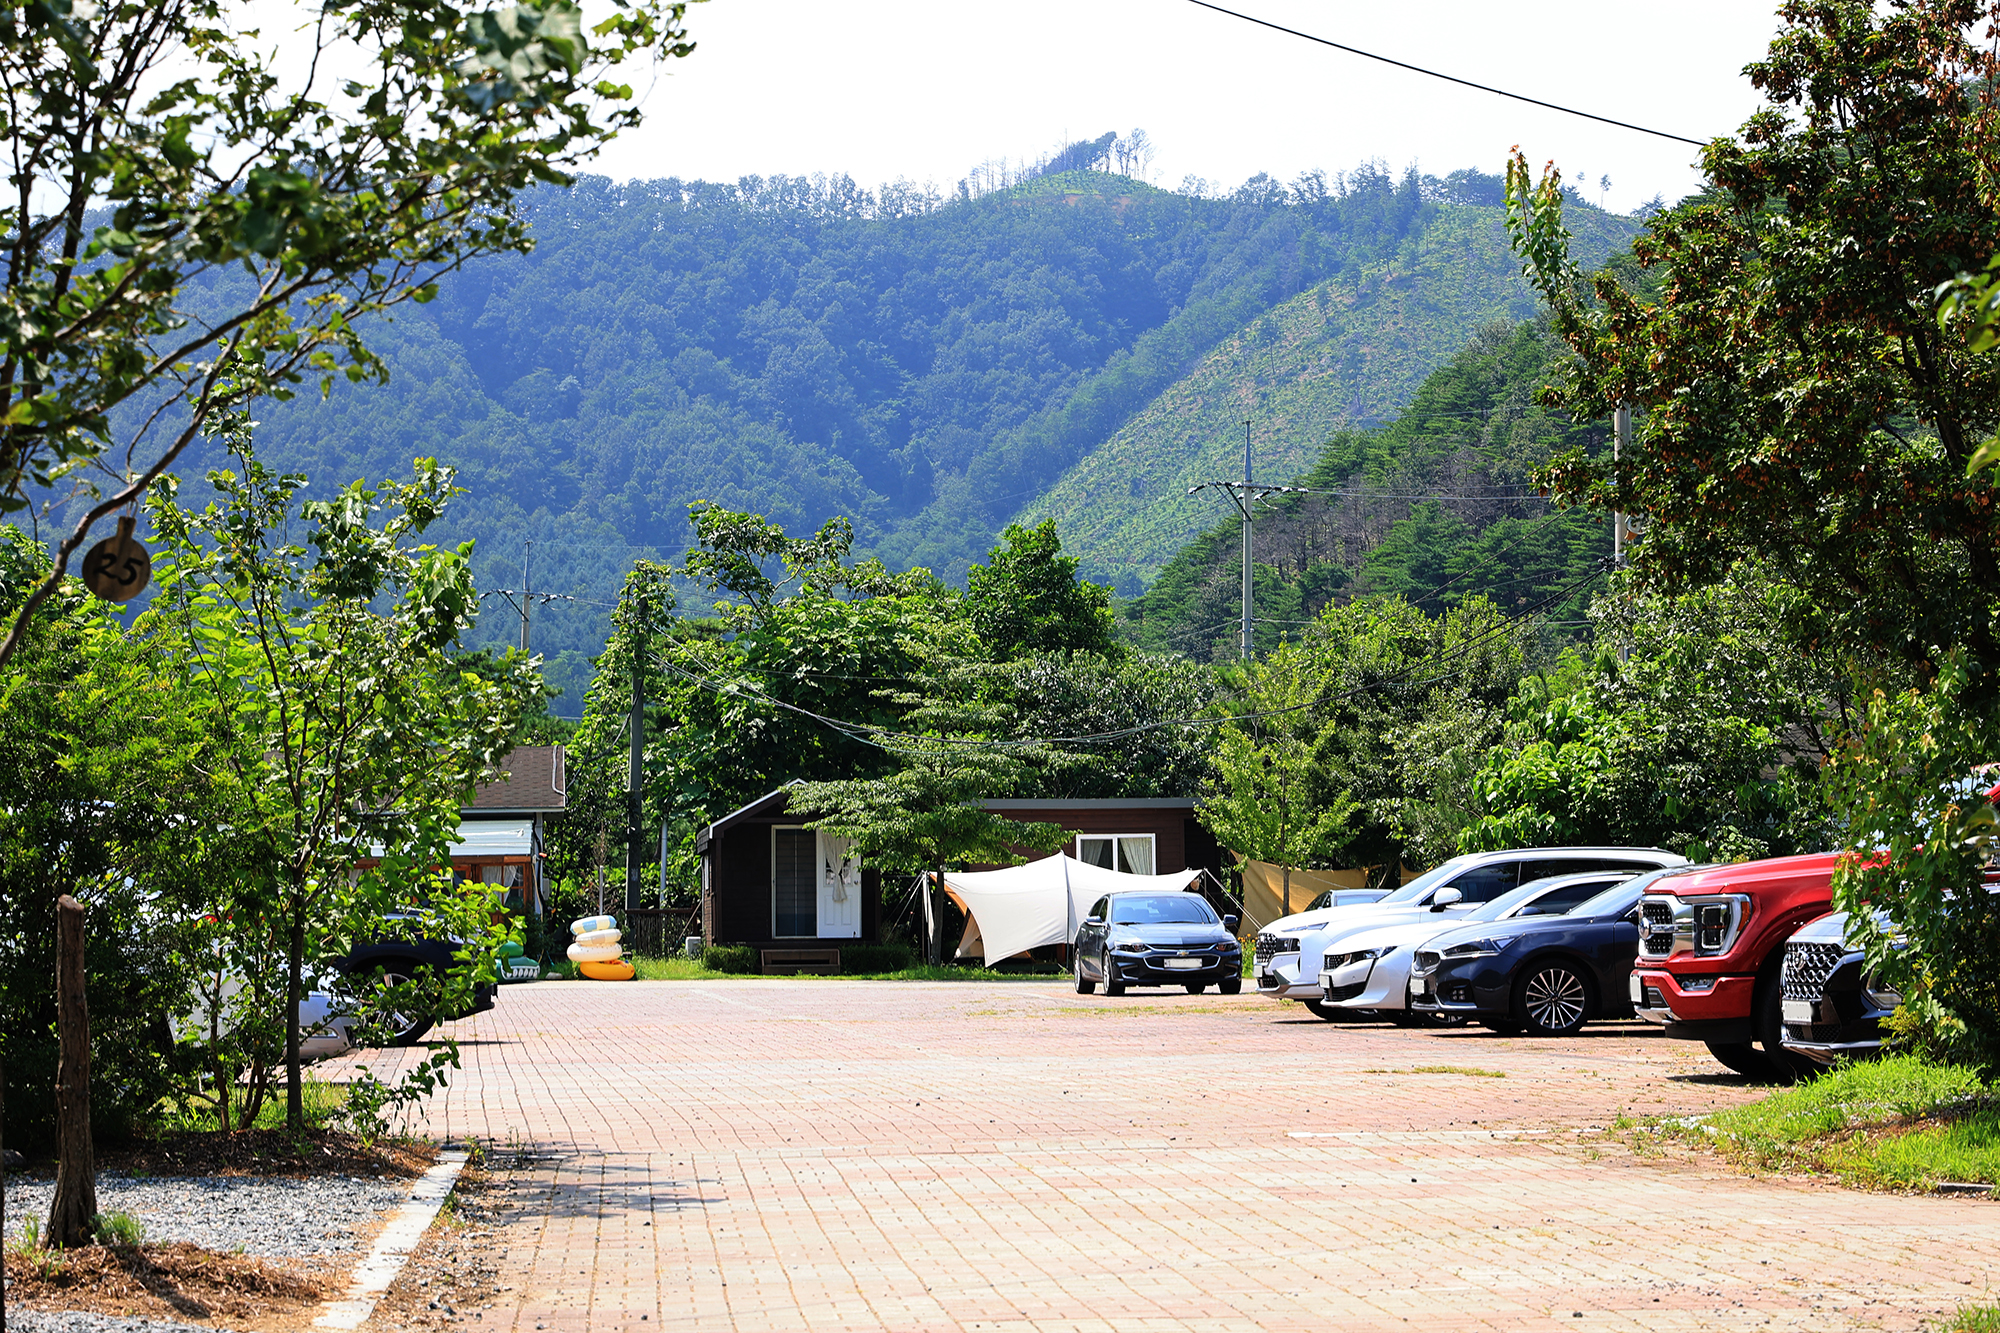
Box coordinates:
[1569,865,1698,919]
[1109,895,1218,925]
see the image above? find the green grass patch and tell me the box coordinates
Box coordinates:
[1363,1065,1507,1078]
[1932,1303,2000,1332]
[631,955,728,981]
[1676,1054,1997,1191]
[619,954,1064,982]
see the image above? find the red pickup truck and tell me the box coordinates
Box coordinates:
[1628,853,1839,1081]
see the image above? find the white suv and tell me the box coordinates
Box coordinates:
[1253,847,1686,1013]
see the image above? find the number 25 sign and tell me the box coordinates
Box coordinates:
[82,516,152,604]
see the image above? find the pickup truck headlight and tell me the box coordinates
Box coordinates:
[1442,939,1501,959]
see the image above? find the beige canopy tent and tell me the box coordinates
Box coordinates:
[1238,859,1415,934]
[942,854,1204,964]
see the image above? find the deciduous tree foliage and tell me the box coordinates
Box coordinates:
[1463,571,1842,861]
[1506,0,2000,671]
[0,0,694,668]
[142,438,542,1130]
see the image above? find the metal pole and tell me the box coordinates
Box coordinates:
[1613,403,1630,564]
[1241,417,1253,662]
[625,623,646,914]
[520,539,532,653]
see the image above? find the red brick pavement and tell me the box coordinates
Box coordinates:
[334,980,2000,1333]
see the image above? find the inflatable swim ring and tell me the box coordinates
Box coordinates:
[573,927,622,947]
[567,941,623,964]
[498,940,526,958]
[570,914,617,936]
[578,959,635,981]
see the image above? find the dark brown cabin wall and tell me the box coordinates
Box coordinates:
[862,868,881,940]
[716,823,771,943]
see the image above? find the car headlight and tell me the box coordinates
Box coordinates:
[1325,948,1381,969]
[1113,940,1150,953]
[1863,974,1904,1010]
[1442,939,1501,959]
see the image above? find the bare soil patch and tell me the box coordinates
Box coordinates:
[373,1163,505,1329]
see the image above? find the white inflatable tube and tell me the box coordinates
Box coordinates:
[568,941,623,963]
[571,914,617,935]
[574,928,622,947]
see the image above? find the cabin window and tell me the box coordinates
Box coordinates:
[1077,834,1155,875]
[773,826,817,936]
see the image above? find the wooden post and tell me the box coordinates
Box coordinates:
[46,894,96,1248]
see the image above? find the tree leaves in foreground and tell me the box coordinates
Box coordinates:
[141,436,543,1131]
[0,0,695,668]
[1462,569,1843,862]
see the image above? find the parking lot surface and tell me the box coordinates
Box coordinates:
[343,980,2000,1332]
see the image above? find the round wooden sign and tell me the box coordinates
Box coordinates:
[82,518,151,603]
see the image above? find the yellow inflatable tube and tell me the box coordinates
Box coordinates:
[578,959,635,981]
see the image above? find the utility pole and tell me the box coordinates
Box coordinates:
[1188,419,1304,663]
[1613,403,1631,565]
[519,540,531,653]
[626,620,646,914]
[1240,417,1253,661]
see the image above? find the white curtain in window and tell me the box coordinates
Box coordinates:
[1116,837,1154,876]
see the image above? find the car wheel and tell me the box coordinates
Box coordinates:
[1514,963,1591,1037]
[1184,981,1205,994]
[1479,1017,1524,1035]
[1705,1040,1774,1079]
[1219,976,1243,995]
[1101,951,1125,996]
[361,967,436,1047]
[1073,952,1095,995]
[1752,979,1819,1084]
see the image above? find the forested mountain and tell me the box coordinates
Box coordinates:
[150,159,1636,705]
[1120,318,1615,661]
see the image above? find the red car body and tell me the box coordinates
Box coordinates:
[1629,853,1839,1047]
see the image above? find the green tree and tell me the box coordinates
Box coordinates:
[1463,569,1844,861]
[0,527,240,1148]
[1000,650,1218,799]
[142,438,543,1130]
[1504,0,2000,671]
[1827,657,2000,1072]
[1200,647,1355,916]
[0,0,695,668]
[965,520,1118,659]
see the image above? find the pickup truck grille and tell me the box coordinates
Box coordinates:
[1640,900,1675,957]
[1782,941,1845,1001]
[1255,934,1298,966]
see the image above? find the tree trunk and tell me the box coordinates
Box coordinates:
[46,894,96,1248]
[285,891,306,1133]
[1282,865,1292,916]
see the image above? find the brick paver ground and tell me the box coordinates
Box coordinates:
[337,980,2000,1333]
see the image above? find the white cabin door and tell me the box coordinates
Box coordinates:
[816,831,862,939]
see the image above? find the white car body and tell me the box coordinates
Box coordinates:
[1253,848,1686,1002]
[176,977,359,1064]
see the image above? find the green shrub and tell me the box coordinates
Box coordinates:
[839,944,914,974]
[90,1212,145,1247]
[701,945,760,974]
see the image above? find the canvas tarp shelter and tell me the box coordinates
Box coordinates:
[1239,859,1415,934]
[942,855,1203,964]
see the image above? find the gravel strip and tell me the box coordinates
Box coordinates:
[3,1174,409,1257]
[5,1312,216,1333]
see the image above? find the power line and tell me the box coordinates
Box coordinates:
[1183,0,1709,148]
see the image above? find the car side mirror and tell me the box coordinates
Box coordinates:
[1085,915,1104,927]
[1223,915,1239,933]
[1431,886,1463,911]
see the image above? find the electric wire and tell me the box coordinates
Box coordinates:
[1182,0,1709,148]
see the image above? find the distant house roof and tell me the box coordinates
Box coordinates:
[466,745,567,815]
[694,783,802,852]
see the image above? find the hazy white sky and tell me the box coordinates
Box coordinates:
[587,0,1788,214]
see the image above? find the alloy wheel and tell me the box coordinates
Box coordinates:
[1520,965,1588,1035]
